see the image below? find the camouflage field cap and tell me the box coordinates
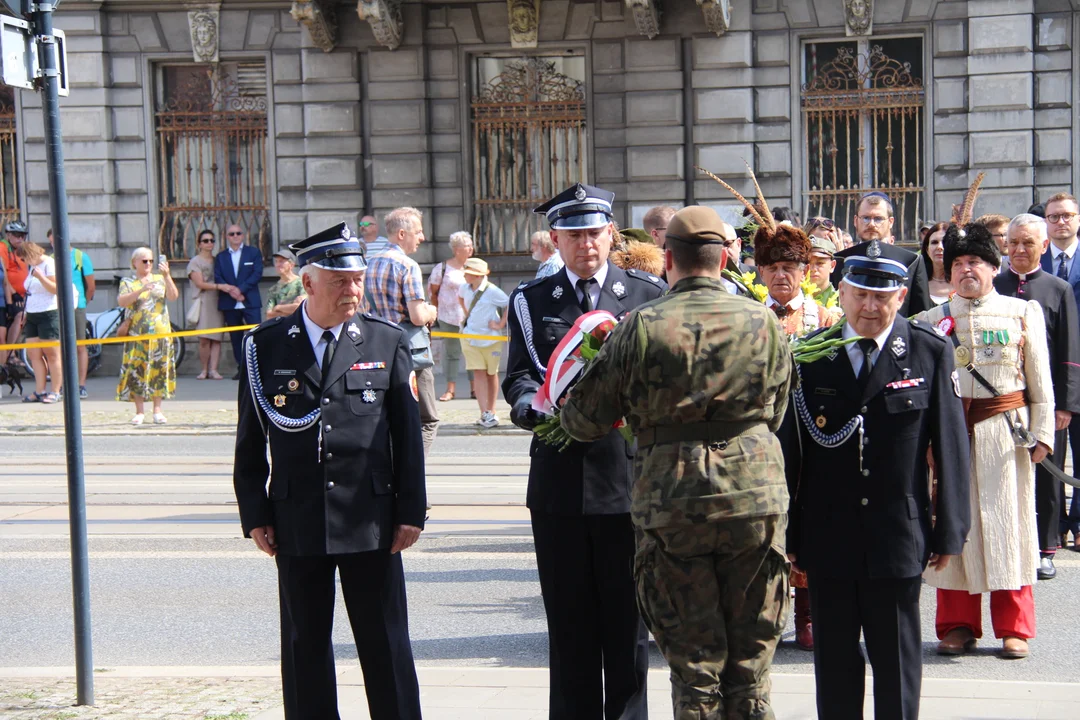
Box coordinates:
[664,206,729,245]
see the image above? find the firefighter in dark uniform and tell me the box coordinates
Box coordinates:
[782,255,971,720]
[233,223,426,720]
[504,183,666,720]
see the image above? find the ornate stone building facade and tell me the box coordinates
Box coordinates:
[6,0,1079,301]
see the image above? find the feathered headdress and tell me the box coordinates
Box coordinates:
[611,240,665,276]
[950,171,986,236]
[695,162,810,266]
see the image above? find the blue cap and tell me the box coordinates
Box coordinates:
[841,255,908,292]
[289,222,367,271]
[533,183,615,230]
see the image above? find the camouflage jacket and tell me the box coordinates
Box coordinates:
[561,276,794,529]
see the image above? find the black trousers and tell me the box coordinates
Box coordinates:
[1036,428,1066,551]
[807,574,922,720]
[223,307,262,369]
[530,510,649,720]
[276,550,422,720]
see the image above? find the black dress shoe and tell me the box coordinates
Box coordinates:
[1037,555,1056,580]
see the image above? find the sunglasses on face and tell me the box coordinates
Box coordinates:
[138,259,154,264]
[807,217,836,230]
[227,231,244,237]
[358,221,374,227]
[199,238,215,244]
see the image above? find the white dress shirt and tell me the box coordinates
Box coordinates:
[229,245,246,309]
[843,320,894,378]
[765,292,805,314]
[1050,238,1078,279]
[302,301,343,369]
[565,263,609,309]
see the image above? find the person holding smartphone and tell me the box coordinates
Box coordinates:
[16,240,72,403]
[116,247,178,425]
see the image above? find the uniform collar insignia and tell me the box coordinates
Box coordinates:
[287,324,300,337]
[612,281,626,298]
[891,335,906,358]
[347,322,360,338]
[552,285,564,299]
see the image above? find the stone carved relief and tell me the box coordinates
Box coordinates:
[625,0,660,39]
[697,0,731,37]
[290,0,338,53]
[845,0,873,37]
[508,0,541,48]
[357,0,404,50]
[186,3,220,63]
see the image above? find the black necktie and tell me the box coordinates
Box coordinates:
[320,330,336,375]
[1058,254,1069,280]
[577,278,596,313]
[856,338,876,388]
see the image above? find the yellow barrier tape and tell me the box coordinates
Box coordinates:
[0,324,258,352]
[0,325,508,351]
[431,330,508,343]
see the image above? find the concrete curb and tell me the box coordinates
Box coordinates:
[0,423,528,438]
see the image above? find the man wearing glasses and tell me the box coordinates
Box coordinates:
[214,224,264,379]
[832,192,932,316]
[1039,192,1080,551]
[358,215,389,258]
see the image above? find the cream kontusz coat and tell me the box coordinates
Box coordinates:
[917,291,1054,593]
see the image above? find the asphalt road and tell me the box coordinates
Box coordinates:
[2,434,1079,684]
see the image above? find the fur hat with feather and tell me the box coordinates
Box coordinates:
[696,163,811,266]
[611,240,665,276]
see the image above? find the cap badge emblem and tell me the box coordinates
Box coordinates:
[612,281,626,298]
[574,185,587,201]
[273,394,286,408]
[552,285,564,300]
[287,325,300,337]
[891,336,906,358]
[362,389,377,403]
[867,241,882,259]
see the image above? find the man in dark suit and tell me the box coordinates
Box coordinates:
[233,223,426,720]
[1004,211,1080,578]
[1039,192,1080,550]
[783,254,971,720]
[503,183,665,720]
[215,223,264,378]
[831,192,932,316]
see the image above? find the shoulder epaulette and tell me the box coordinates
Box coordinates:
[363,312,401,330]
[625,268,665,286]
[516,275,549,294]
[249,316,283,334]
[909,318,947,343]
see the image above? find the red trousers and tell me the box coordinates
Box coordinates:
[935,586,1036,640]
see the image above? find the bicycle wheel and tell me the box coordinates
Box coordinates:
[170,322,186,370]
[86,320,102,375]
[18,348,34,379]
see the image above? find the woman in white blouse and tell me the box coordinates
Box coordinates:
[15,241,69,402]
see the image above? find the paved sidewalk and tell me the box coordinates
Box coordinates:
[0,377,521,437]
[1,666,1075,720]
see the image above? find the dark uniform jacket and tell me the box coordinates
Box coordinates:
[233,306,427,556]
[783,317,971,578]
[833,241,931,317]
[502,262,666,515]
[995,268,1080,415]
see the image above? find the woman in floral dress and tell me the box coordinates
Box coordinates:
[117,247,179,425]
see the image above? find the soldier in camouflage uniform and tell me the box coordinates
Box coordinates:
[562,206,794,720]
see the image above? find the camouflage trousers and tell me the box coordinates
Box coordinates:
[634,514,790,720]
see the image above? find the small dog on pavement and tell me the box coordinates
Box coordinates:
[0,357,25,398]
